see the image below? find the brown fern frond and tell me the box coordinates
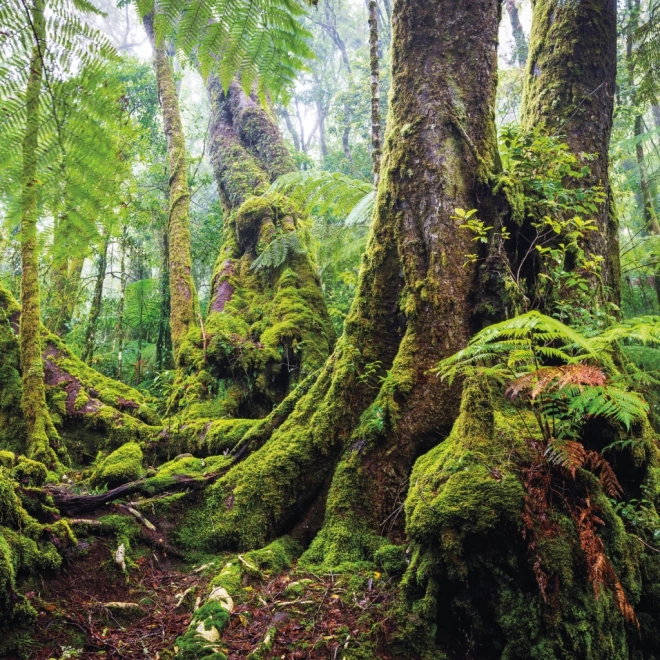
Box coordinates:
[584,451,624,498]
[505,364,607,401]
[546,439,587,477]
[570,499,638,628]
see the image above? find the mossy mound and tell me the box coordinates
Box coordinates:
[0,465,75,651]
[171,195,335,422]
[400,381,660,659]
[90,442,144,488]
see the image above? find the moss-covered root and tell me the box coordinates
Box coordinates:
[174,537,299,660]
[0,460,75,653]
[0,284,163,460]
[399,381,660,658]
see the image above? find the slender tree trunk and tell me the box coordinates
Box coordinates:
[522,0,619,307]
[20,0,59,464]
[82,235,109,363]
[156,226,173,371]
[368,0,382,185]
[143,14,197,365]
[115,232,127,381]
[279,107,301,151]
[505,0,528,66]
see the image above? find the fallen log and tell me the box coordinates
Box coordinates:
[46,471,223,516]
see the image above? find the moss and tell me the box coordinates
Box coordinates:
[0,466,75,641]
[11,456,47,486]
[174,601,229,659]
[0,450,15,469]
[374,543,408,575]
[90,442,144,488]
[398,380,660,658]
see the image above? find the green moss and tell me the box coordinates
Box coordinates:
[11,456,47,486]
[398,380,660,658]
[174,601,229,659]
[90,442,144,488]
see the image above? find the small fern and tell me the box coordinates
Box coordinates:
[249,230,305,271]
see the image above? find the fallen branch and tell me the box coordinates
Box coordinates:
[46,471,225,516]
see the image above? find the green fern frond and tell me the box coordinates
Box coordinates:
[267,170,374,223]
[250,230,306,271]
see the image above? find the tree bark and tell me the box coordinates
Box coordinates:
[155,226,173,371]
[143,14,197,365]
[522,0,620,307]
[188,0,501,562]
[82,235,109,363]
[368,0,382,184]
[505,0,528,66]
[20,0,60,465]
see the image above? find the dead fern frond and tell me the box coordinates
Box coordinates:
[505,364,607,401]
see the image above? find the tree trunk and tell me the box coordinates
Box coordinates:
[368,0,382,184]
[522,0,620,307]
[20,0,60,465]
[184,0,501,563]
[143,14,197,365]
[174,74,336,419]
[505,0,528,66]
[155,226,173,371]
[82,235,109,364]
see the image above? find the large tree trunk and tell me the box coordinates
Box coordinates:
[179,0,501,562]
[166,75,336,419]
[20,0,60,465]
[522,0,620,307]
[143,14,197,365]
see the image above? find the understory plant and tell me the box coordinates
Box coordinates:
[434,311,660,623]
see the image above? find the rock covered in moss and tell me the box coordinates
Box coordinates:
[91,442,144,488]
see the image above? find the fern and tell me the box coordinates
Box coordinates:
[249,230,305,271]
[267,170,375,224]
[144,0,315,102]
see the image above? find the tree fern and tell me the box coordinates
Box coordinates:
[144,0,315,102]
[267,170,375,223]
[249,229,305,271]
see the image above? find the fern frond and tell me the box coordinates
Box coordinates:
[267,170,374,223]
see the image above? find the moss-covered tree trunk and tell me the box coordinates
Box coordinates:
[522,0,620,306]
[143,14,197,365]
[368,0,382,184]
[171,74,336,420]
[180,0,501,560]
[20,0,60,465]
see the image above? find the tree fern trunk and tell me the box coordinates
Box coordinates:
[143,13,197,366]
[20,0,60,465]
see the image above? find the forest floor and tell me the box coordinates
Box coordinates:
[15,507,397,660]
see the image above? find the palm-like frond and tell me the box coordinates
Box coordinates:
[151,0,314,102]
[267,170,374,223]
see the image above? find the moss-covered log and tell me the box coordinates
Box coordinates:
[522,0,620,306]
